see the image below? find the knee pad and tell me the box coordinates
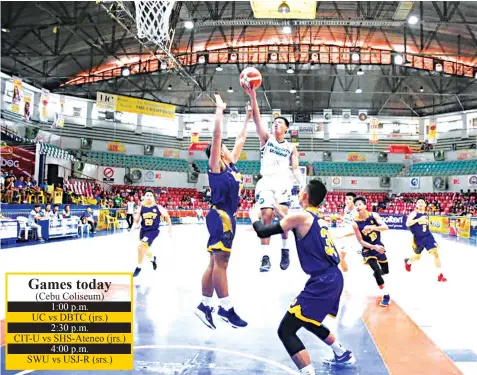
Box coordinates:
[277,317,305,357]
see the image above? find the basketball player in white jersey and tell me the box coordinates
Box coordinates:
[245,86,303,272]
[333,192,358,272]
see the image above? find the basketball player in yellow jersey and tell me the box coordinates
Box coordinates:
[244,85,303,273]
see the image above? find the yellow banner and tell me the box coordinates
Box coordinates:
[347,152,366,162]
[239,151,247,160]
[107,141,126,153]
[429,215,448,234]
[96,92,175,119]
[429,215,471,239]
[457,150,477,160]
[164,148,179,158]
[191,132,200,143]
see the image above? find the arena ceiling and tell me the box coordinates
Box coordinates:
[1,1,477,116]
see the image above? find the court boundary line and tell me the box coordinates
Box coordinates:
[11,344,300,375]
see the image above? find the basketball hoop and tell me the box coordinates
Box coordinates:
[134,0,175,46]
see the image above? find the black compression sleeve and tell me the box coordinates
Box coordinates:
[252,221,284,238]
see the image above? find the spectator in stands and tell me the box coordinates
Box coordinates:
[63,205,72,219]
[28,204,45,242]
[0,170,4,187]
[14,175,27,203]
[3,176,16,203]
[81,207,96,233]
[113,192,123,208]
[40,179,52,203]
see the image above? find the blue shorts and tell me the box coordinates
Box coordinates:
[206,208,236,253]
[413,235,438,254]
[362,247,388,264]
[139,229,159,247]
[288,267,344,326]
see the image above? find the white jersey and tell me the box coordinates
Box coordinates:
[342,206,357,229]
[260,136,294,177]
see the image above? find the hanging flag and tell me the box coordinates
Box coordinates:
[428,117,437,144]
[23,92,32,121]
[11,76,23,114]
[40,89,49,122]
[53,95,65,128]
[369,118,379,143]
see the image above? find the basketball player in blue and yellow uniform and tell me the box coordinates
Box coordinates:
[250,180,355,374]
[133,189,172,277]
[352,197,391,307]
[195,95,251,330]
[405,197,447,282]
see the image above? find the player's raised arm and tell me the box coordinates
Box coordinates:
[290,145,303,189]
[209,94,227,173]
[244,86,269,147]
[230,101,252,163]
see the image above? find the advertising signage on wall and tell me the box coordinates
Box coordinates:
[96,92,176,119]
[347,152,366,162]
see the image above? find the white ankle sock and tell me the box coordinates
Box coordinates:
[136,264,141,269]
[300,364,315,374]
[329,340,346,356]
[202,296,213,307]
[282,238,288,249]
[261,244,270,257]
[219,297,232,310]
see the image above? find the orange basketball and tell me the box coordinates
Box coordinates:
[240,67,262,90]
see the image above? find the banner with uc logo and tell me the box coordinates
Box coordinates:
[410,177,420,189]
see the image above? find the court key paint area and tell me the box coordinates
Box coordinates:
[1,225,476,374]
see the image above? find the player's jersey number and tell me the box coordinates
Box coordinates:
[369,231,377,242]
[320,228,338,257]
[144,218,153,226]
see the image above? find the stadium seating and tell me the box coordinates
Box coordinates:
[407,160,477,176]
[83,152,188,172]
[321,191,388,213]
[194,160,309,175]
[313,162,404,177]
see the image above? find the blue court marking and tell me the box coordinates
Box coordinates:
[445,349,477,363]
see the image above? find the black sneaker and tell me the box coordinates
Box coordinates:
[151,256,157,270]
[217,306,247,328]
[260,255,271,272]
[195,303,216,330]
[280,249,290,270]
[133,267,141,277]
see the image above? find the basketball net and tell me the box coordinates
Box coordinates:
[134,0,175,46]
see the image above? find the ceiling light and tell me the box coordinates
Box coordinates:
[286,67,294,74]
[355,87,362,94]
[290,88,297,94]
[419,86,424,92]
[160,61,167,70]
[394,54,404,65]
[435,62,443,72]
[311,52,319,62]
[282,25,292,34]
[216,65,223,72]
[184,20,194,29]
[474,71,477,79]
[168,85,172,90]
[230,52,238,61]
[357,68,364,76]
[351,52,360,62]
[408,15,419,25]
[269,52,278,61]
[198,55,206,64]
[121,66,130,77]
[278,1,290,14]
[227,87,234,93]
[1,28,9,33]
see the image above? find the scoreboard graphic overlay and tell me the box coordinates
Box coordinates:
[5,272,133,371]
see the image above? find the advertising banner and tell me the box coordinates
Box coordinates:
[96,92,175,119]
[23,92,32,121]
[410,177,420,189]
[369,118,379,144]
[331,177,341,188]
[471,218,477,238]
[379,214,407,230]
[347,152,366,162]
[11,76,22,114]
[40,89,50,123]
[469,175,477,188]
[428,117,437,144]
[106,142,126,152]
[429,215,448,234]
[163,148,179,158]
[448,217,471,239]
[457,150,477,160]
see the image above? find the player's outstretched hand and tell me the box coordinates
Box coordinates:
[374,245,385,254]
[215,94,226,111]
[248,204,261,223]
